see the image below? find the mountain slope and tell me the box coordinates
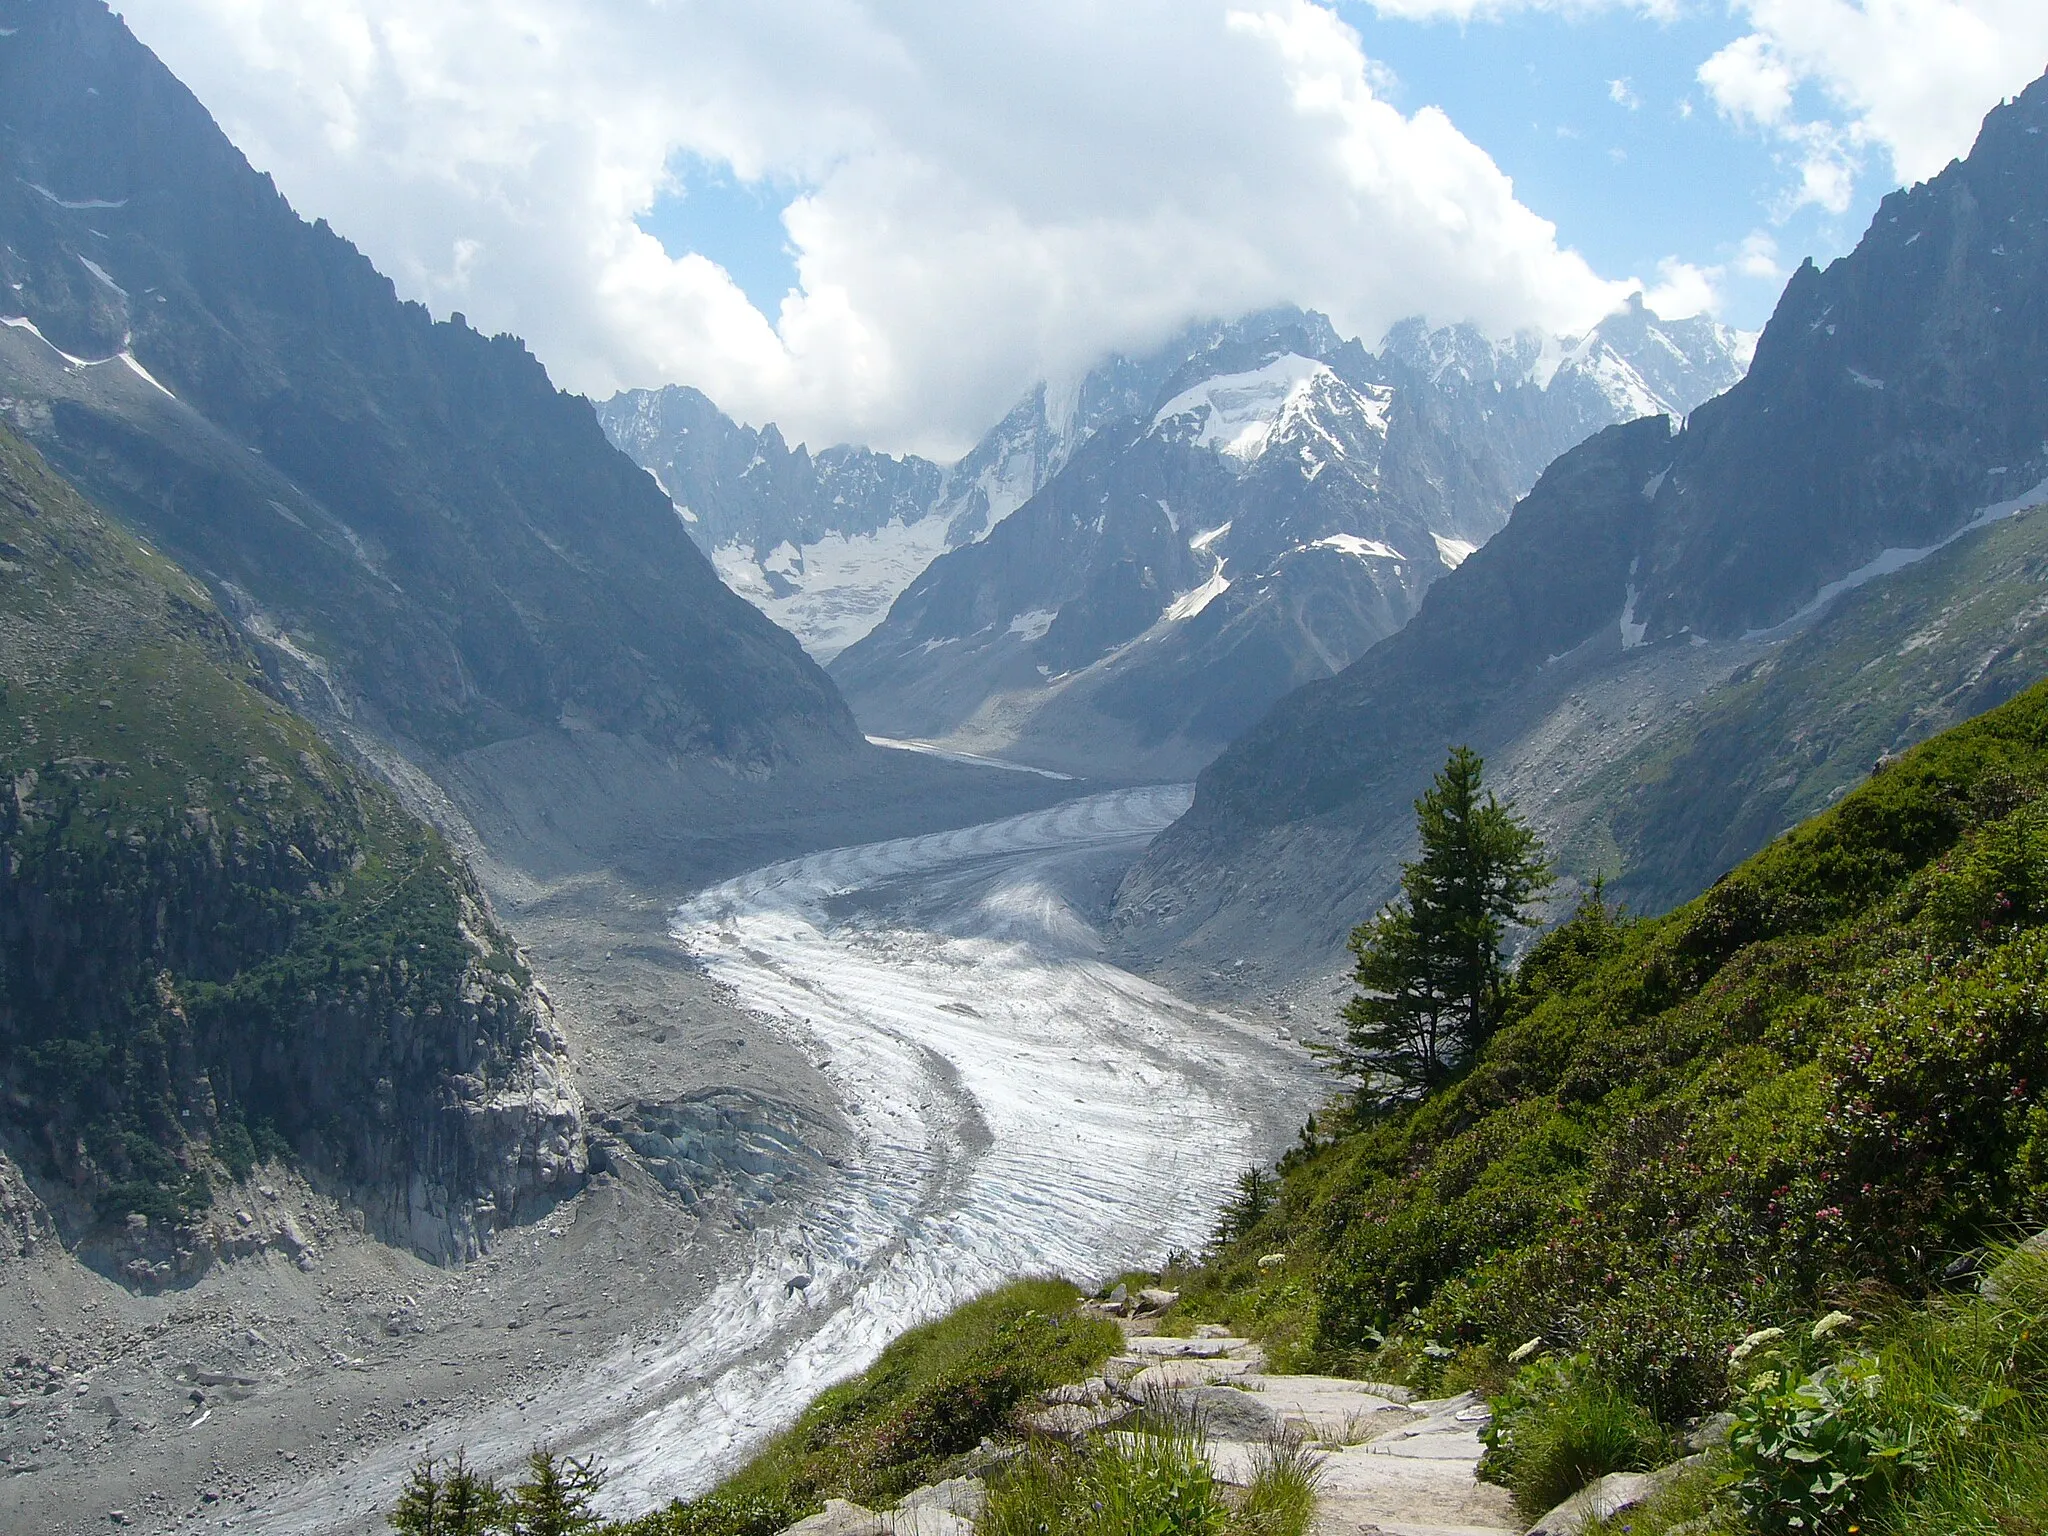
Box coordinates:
[597,317,1278,663]
[1564,491,2048,916]
[830,303,1748,780]
[0,421,582,1272]
[0,0,859,807]
[1115,73,2048,988]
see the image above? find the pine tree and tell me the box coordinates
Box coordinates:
[1335,745,1548,1106]
[389,1452,503,1536]
[507,1448,604,1536]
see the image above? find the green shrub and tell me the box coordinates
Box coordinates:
[979,1407,1316,1536]
[1480,1353,1672,1521]
[1234,1432,1324,1536]
[1725,1340,1924,1535]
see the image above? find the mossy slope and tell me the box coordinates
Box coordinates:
[0,422,579,1267]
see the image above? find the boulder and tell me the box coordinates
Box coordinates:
[781,1500,887,1536]
[1172,1385,1284,1441]
[897,1478,986,1520]
[1522,1458,1701,1536]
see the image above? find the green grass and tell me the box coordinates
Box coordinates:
[607,1280,1119,1536]
[977,1397,1321,1536]
[1480,1353,1673,1521]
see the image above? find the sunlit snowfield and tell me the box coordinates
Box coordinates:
[247,786,1316,1530]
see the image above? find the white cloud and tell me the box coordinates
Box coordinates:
[116,0,1635,458]
[1608,77,1642,111]
[1734,230,1783,281]
[1640,257,1718,319]
[1700,1,2048,212]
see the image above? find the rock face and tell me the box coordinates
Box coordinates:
[599,322,1234,662]
[0,421,584,1269]
[0,0,858,778]
[829,304,1748,779]
[1115,71,2048,984]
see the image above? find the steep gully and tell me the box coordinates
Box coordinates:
[244,786,1320,1530]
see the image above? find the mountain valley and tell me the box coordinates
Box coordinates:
[6,4,2048,1536]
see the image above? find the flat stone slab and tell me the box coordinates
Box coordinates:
[1125,1335,1250,1358]
[1235,1375,1413,1441]
[1021,1399,1137,1441]
[1128,1356,1259,1391]
[896,1478,986,1521]
[1313,1443,1517,1536]
[783,1499,886,1536]
[884,1508,973,1536]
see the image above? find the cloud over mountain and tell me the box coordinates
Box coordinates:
[118,0,1633,456]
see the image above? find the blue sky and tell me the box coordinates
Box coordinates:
[1332,3,1872,329]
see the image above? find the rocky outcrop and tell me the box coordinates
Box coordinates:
[0,422,584,1274]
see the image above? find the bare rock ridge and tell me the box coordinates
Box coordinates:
[0,421,583,1270]
[823,302,1749,781]
[1114,69,2048,988]
[0,0,863,843]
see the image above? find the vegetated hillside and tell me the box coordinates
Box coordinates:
[1568,495,2048,916]
[0,423,583,1272]
[1181,675,2048,1424]
[0,0,858,824]
[1117,70,2048,985]
[832,303,1747,781]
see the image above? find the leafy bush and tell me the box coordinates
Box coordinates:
[1724,1330,1924,1535]
[1480,1353,1672,1520]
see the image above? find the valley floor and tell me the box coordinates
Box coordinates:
[2,774,1319,1535]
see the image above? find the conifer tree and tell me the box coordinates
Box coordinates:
[389,1452,503,1536]
[508,1448,605,1536]
[1335,745,1548,1106]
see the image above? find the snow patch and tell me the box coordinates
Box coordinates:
[1847,368,1886,390]
[864,735,1074,780]
[1619,585,1647,650]
[1643,469,1669,501]
[117,351,175,399]
[1150,353,1335,464]
[77,255,125,296]
[2,313,88,367]
[1189,522,1232,552]
[1006,608,1057,643]
[1164,560,1230,622]
[1432,533,1478,570]
[24,181,126,210]
[710,513,958,662]
[1309,534,1401,561]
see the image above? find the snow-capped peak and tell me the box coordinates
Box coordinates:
[1150,353,1393,471]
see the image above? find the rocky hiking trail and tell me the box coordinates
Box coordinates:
[799,1305,1519,1536]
